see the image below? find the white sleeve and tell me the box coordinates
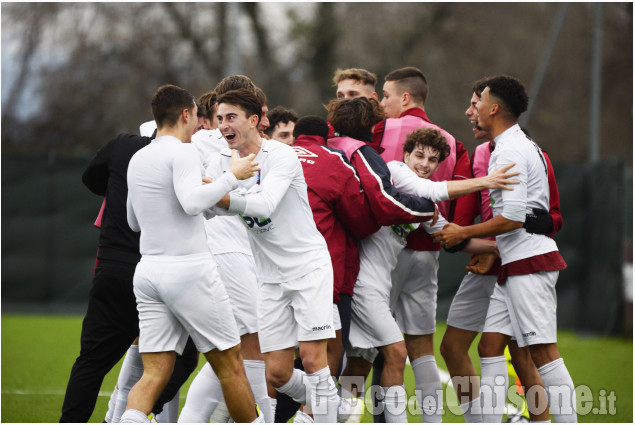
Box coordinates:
[496,148,527,222]
[227,148,297,218]
[387,161,449,202]
[126,195,140,232]
[172,145,239,216]
[422,210,448,234]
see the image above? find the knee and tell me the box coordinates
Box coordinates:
[383,344,408,371]
[440,338,460,363]
[266,365,292,389]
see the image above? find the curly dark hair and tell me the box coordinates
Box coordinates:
[403,128,450,162]
[325,97,384,138]
[264,106,299,138]
[483,75,528,119]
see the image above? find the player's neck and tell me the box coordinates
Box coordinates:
[238,133,263,157]
[156,125,189,143]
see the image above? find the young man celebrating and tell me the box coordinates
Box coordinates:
[433,75,576,422]
[208,89,341,422]
[264,106,298,145]
[372,66,478,423]
[333,67,379,100]
[122,84,261,423]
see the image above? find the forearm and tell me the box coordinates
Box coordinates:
[446,177,489,199]
[461,238,497,254]
[458,214,523,240]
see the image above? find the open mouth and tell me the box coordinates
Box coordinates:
[223,132,236,141]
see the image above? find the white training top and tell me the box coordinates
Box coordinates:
[193,129,253,256]
[126,135,239,257]
[207,139,331,283]
[387,160,450,202]
[489,124,558,264]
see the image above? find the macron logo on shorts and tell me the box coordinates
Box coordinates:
[312,325,332,332]
[523,331,537,337]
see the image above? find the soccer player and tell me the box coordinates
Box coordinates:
[121,84,261,423]
[333,67,379,100]
[439,79,564,422]
[264,106,298,145]
[433,75,576,423]
[207,88,340,422]
[179,78,273,424]
[372,66,478,423]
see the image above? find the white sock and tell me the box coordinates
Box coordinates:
[382,385,408,423]
[104,386,118,422]
[244,360,273,423]
[411,355,442,423]
[178,363,224,422]
[113,345,144,423]
[120,409,150,423]
[209,402,231,423]
[155,390,179,423]
[538,358,577,423]
[276,368,308,405]
[270,397,277,421]
[460,397,483,422]
[480,356,508,423]
[308,366,339,423]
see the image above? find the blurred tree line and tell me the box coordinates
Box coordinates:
[1,2,632,164]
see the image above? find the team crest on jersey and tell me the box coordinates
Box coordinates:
[292,146,319,157]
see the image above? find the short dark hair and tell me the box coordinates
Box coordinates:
[265,106,299,138]
[214,75,256,96]
[332,68,377,88]
[151,84,196,128]
[293,115,329,141]
[385,66,428,105]
[403,128,450,162]
[216,89,262,125]
[197,91,218,120]
[484,75,528,119]
[326,97,384,138]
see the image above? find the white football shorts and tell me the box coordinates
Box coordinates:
[483,270,559,347]
[134,253,240,355]
[446,273,497,332]
[214,252,259,336]
[390,249,439,335]
[257,263,335,353]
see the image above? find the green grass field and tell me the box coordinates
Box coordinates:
[2,314,632,423]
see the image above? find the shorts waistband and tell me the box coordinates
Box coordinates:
[140,252,212,263]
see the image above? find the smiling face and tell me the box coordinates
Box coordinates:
[258,104,270,137]
[404,145,441,179]
[465,92,491,140]
[217,103,260,153]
